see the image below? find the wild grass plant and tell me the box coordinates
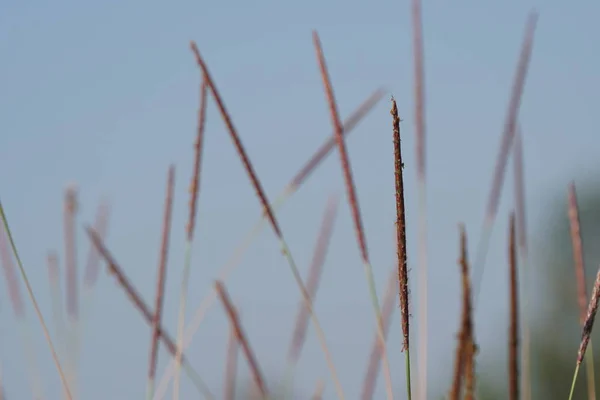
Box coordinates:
[1,3,599,400]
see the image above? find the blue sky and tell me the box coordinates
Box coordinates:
[1,0,599,398]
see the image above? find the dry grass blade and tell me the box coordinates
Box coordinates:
[153,88,383,400]
[472,11,539,302]
[570,266,600,400]
[569,182,597,400]
[410,0,429,397]
[392,96,412,399]
[148,166,176,400]
[508,213,519,400]
[224,316,239,400]
[361,269,398,400]
[85,227,214,399]
[189,39,345,400]
[313,31,393,400]
[449,225,473,400]
[173,76,209,400]
[513,127,532,400]
[215,281,267,398]
[0,201,72,400]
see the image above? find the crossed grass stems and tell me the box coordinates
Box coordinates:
[0,5,599,400]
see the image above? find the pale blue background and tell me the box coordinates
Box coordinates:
[1,0,599,398]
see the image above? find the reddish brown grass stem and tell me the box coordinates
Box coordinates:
[215,281,268,398]
[187,80,208,241]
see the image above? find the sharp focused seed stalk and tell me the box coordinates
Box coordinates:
[391,97,412,400]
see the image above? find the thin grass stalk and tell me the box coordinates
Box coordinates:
[80,200,111,346]
[391,97,412,399]
[148,166,176,400]
[85,227,214,400]
[472,12,538,303]
[63,186,80,399]
[513,127,532,400]
[283,194,339,398]
[153,87,383,400]
[224,314,239,400]
[173,77,208,400]
[0,222,45,400]
[0,200,72,400]
[508,213,519,400]
[215,282,268,398]
[47,252,69,400]
[569,266,600,400]
[0,214,46,400]
[313,31,393,400]
[361,269,398,400]
[568,182,597,400]
[189,40,345,400]
[409,1,430,397]
[449,225,472,400]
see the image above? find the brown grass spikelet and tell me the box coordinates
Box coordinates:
[449,224,473,400]
[578,266,600,366]
[391,97,409,353]
[187,79,208,241]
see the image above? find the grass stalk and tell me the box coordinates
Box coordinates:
[508,213,519,400]
[361,269,398,400]
[215,281,268,398]
[570,266,600,400]
[409,0,430,397]
[0,200,72,400]
[313,31,394,400]
[189,39,346,400]
[472,12,539,303]
[148,166,176,400]
[449,225,473,400]
[153,87,383,400]
[0,213,45,400]
[283,194,339,398]
[224,313,239,400]
[568,182,597,400]
[391,96,412,400]
[85,227,214,400]
[47,252,69,400]
[63,186,80,399]
[173,76,208,400]
[513,127,532,400]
